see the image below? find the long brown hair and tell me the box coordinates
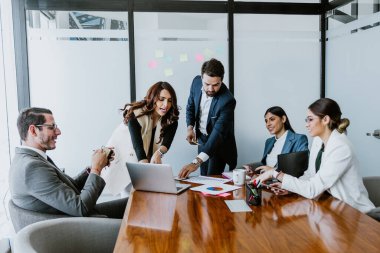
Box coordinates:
[121,81,180,142]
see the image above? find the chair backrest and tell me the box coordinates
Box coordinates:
[13,217,121,253]
[363,176,380,207]
[0,238,11,253]
[8,200,69,233]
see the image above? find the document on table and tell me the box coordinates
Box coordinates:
[180,176,231,185]
[225,200,252,212]
[190,183,241,195]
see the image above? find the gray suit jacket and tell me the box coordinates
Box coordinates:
[9,147,105,216]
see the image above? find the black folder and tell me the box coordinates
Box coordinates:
[277,150,309,178]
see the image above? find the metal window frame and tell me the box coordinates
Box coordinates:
[14,0,361,110]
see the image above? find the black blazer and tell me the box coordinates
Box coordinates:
[186,75,237,168]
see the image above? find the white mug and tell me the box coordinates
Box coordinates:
[233,169,246,186]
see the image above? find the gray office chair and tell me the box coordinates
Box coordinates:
[0,238,12,253]
[363,176,380,221]
[8,200,70,233]
[13,217,121,253]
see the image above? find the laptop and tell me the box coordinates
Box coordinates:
[126,162,191,194]
[277,150,309,178]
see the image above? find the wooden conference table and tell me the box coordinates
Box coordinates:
[114,180,380,253]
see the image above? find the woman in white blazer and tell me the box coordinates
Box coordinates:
[254,98,375,214]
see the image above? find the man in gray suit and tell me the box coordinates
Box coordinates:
[9,107,127,218]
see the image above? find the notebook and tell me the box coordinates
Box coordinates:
[125,162,191,194]
[277,150,309,178]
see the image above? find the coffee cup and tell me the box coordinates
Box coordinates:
[233,168,246,186]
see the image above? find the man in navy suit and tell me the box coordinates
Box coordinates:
[178,58,237,178]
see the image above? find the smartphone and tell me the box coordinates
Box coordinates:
[260,182,282,191]
[190,140,199,145]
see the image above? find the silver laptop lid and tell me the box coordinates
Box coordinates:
[126,162,182,194]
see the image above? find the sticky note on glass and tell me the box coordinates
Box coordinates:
[165,56,173,63]
[155,50,164,58]
[179,53,188,62]
[225,200,252,212]
[148,60,158,69]
[195,53,204,62]
[164,68,173,77]
[204,48,213,58]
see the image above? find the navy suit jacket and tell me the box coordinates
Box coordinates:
[261,131,309,165]
[186,75,237,168]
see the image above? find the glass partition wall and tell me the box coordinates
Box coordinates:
[17,0,323,175]
[26,10,130,175]
[234,14,320,166]
[326,0,380,176]
[134,12,229,171]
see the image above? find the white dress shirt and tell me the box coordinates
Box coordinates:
[196,88,214,163]
[281,130,375,213]
[266,130,288,167]
[20,145,47,160]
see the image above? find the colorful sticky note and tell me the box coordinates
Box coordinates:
[204,48,213,58]
[215,45,224,54]
[164,68,173,77]
[155,49,164,58]
[179,53,188,62]
[195,53,204,62]
[165,56,173,63]
[148,60,158,69]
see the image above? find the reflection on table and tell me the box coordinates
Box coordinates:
[114,184,380,253]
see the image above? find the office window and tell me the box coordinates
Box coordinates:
[326,1,380,176]
[26,11,130,175]
[327,0,380,30]
[239,0,319,2]
[234,14,320,166]
[134,12,228,173]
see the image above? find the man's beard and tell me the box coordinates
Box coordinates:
[206,91,216,97]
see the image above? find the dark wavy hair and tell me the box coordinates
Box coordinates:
[121,81,180,143]
[308,98,349,133]
[264,106,295,133]
[201,58,225,80]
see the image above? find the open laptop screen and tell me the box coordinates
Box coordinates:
[277,150,309,178]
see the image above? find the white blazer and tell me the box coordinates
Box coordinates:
[282,130,375,213]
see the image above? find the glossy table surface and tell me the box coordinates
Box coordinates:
[113,182,380,253]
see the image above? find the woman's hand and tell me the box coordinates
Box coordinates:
[269,182,289,195]
[150,150,162,164]
[251,168,275,185]
[255,165,273,174]
[139,159,149,163]
[243,165,254,177]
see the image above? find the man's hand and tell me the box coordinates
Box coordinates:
[91,149,109,175]
[186,126,197,145]
[178,163,199,179]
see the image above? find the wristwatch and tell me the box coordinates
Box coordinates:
[191,158,202,167]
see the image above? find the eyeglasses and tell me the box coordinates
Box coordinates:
[305,117,317,123]
[35,123,59,130]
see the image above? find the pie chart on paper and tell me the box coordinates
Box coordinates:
[206,186,224,191]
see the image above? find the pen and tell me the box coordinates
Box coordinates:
[256,180,261,188]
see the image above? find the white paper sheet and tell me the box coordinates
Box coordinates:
[225,200,252,213]
[181,176,231,185]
